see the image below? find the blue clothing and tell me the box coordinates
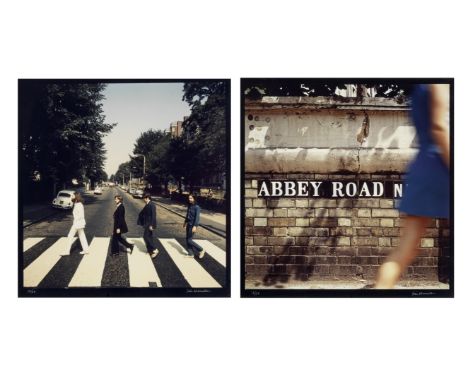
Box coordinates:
[398,85,450,218]
[185,204,201,226]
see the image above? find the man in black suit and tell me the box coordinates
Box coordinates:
[137,193,159,258]
[112,195,134,256]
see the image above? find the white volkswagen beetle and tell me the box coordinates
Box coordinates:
[52,190,76,209]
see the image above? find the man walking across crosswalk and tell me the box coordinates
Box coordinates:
[138,193,159,258]
[183,194,205,259]
[112,195,134,256]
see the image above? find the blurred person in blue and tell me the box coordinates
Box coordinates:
[375,84,450,289]
[183,194,205,259]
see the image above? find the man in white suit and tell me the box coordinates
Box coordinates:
[61,192,89,256]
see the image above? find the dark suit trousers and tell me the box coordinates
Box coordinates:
[111,232,132,254]
[143,226,156,253]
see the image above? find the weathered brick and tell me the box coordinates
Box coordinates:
[356,256,379,265]
[353,218,380,227]
[382,228,400,236]
[335,247,357,257]
[246,246,273,255]
[371,247,391,257]
[378,237,392,246]
[288,247,307,256]
[314,208,329,217]
[273,227,288,236]
[309,199,337,208]
[245,236,253,246]
[296,218,310,227]
[329,209,353,217]
[245,255,254,264]
[353,199,380,208]
[244,180,251,189]
[273,247,288,255]
[246,208,274,218]
[288,208,315,218]
[391,237,400,246]
[245,218,254,227]
[308,237,337,246]
[273,208,288,217]
[330,227,353,236]
[352,237,379,246]
[251,179,258,188]
[309,218,338,227]
[336,237,351,246]
[338,218,351,226]
[357,247,372,256]
[424,228,439,237]
[372,209,399,218]
[245,189,258,198]
[253,236,267,245]
[245,264,270,275]
[356,228,372,236]
[380,218,394,227]
[267,217,296,227]
[252,199,267,208]
[336,199,354,208]
[267,236,295,246]
[253,255,267,264]
[252,227,273,236]
[295,237,309,245]
[379,200,394,208]
[254,217,267,226]
[245,199,252,208]
[288,227,316,236]
[267,199,295,208]
[295,199,309,208]
[421,238,434,248]
[357,209,372,217]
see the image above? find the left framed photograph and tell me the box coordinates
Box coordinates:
[18,79,230,297]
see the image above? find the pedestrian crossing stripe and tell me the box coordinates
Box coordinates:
[24,237,77,287]
[23,237,45,252]
[22,237,225,288]
[194,239,226,267]
[159,238,221,288]
[127,238,162,288]
[69,237,109,287]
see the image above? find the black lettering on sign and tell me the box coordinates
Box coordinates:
[256,180,404,199]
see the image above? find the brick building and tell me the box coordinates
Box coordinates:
[244,96,451,284]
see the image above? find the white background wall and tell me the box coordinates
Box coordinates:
[1,2,467,382]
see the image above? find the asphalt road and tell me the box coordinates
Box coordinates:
[22,187,227,289]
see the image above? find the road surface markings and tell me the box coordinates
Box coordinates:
[127,238,162,287]
[194,240,226,267]
[23,237,76,287]
[159,238,221,288]
[23,237,45,252]
[68,237,110,287]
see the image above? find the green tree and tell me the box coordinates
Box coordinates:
[19,81,115,200]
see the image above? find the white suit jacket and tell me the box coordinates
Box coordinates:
[72,202,86,229]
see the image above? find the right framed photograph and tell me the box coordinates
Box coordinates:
[241,78,454,297]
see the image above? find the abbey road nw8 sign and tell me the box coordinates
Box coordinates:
[257,180,404,199]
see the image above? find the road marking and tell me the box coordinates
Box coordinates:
[23,237,45,252]
[23,237,76,287]
[68,237,110,287]
[127,238,162,287]
[158,238,221,288]
[194,240,226,267]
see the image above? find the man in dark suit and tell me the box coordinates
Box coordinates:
[137,193,159,258]
[112,195,134,256]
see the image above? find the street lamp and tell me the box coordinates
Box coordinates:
[130,153,145,177]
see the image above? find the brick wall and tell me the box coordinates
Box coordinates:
[244,173,450,282]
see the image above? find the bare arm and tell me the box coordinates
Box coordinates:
[429,84,450,168]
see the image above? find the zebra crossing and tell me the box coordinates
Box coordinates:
[22,236,226,288]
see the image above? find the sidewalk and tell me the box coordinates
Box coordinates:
[23,203,59,227]
[245,277,450,290]
[152,196,226,236]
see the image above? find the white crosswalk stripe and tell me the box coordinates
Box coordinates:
[23,237,45,252]
[69,237,110,287]
[127,238,162,287]
[194,239,226,267]
[24,237,76,287]
[22,236,226,288]
[159,238,221,288]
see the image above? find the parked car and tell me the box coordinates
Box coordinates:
[129,188,136,195]
[94,187,102,195]
[134,189,144,199]
[52,190,76,209]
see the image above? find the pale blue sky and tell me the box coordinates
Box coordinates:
[101,83,191,176]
